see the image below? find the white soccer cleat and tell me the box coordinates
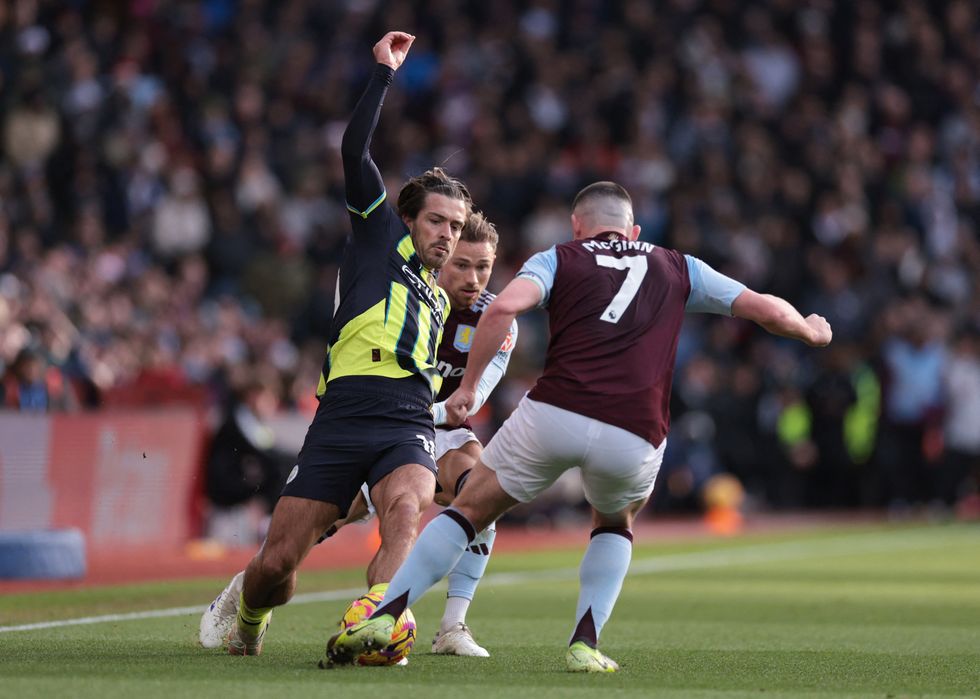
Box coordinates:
[431,622,490,657]
[228,611,271,656]
[199,570,244,648]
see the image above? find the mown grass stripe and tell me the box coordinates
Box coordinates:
[0,527,965,634]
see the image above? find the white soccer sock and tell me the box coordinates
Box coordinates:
[571,529,632,645]
[442,521,496,630]
[382,509,473,612]
[440,596,472,631]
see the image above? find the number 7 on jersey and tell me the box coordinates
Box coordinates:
[595,255,648,323]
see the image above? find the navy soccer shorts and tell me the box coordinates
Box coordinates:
[280,384,436,517]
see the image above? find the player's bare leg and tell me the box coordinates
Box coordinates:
[326,461,515,665]
[366,463,436,585]
[566,497,648,673]
[229,496,340,655]
[435,441,482,504]
[432,441,493,657]
[446,460,517,532]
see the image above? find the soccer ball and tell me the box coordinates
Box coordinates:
[338,591,416,666]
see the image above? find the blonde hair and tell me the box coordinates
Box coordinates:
[461,210,498,248]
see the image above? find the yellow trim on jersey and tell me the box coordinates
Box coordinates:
[346,190,387,219]
[413,301,433,368]
[318,287,449,397]
[396,234,415,261]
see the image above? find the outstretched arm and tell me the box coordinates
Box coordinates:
[732,290,832,347]
[684,254,831,346]
[341,31,415,218]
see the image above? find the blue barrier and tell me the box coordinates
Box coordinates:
[0,529,86,580]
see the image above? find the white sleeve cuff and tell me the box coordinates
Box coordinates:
[432,401,448,426]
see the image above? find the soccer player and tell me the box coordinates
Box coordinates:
[426,211,516,657]
[202,31,472,656]
[337,211,515,657]
[325,181,832,671]
[201,212,515,658]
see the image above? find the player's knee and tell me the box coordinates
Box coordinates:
[592,496,647,528]
[256,547,300,582]
[592,510,630,529]
[378,491,426,526]
[383,474,434,512]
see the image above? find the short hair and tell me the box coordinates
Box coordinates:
[571,181,634,229]
[397,167,472,220]
[572,181,633,212]
[460,210,498,248]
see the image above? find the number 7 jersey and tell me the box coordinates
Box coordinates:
[517,234,692,448]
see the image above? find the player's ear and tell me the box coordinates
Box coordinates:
[570,213,580,237]
[629,224,641,241]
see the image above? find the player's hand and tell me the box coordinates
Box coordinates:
[445,387,476,426]
[373,31,415,71]
[804,314,832,347]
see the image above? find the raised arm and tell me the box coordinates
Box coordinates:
[731,290,832,347]
[341,32,415,217]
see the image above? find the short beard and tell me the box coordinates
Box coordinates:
[409,229,449,270]
[417,247,447,270]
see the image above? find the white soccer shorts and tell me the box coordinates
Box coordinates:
[359,427,480,510]
[435,427,480,462]
[480,397,666,514]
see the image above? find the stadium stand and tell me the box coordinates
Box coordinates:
[0,0,978,532]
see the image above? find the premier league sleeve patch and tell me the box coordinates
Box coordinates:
[453,324,476,352]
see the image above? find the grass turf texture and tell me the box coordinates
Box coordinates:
[1,523,978,698]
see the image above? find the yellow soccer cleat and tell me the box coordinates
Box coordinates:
[565,641,620,673]
[321,614,395,668]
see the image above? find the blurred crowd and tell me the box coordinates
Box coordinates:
[1,0,979,517]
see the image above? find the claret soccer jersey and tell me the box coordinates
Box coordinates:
[431,290,517,430]
[517,234,746,447]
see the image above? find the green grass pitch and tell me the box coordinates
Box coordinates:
[1,523,978,698]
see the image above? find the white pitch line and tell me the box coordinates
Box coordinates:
[0,586,369,634]
[0,528,963,634]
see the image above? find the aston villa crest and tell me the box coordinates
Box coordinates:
[453,324,476,352]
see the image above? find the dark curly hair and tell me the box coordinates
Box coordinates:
[396,167,472,220]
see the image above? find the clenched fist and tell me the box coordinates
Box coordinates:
[373,31,415,71]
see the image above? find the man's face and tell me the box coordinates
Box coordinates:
[439,240,496,310]
[405,193,468,270]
